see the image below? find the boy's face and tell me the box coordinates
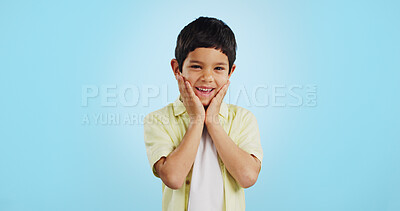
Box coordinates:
[173,47,235,106]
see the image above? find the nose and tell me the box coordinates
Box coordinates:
[201,69,213,82]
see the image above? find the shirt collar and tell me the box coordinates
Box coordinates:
[172,95,228,119]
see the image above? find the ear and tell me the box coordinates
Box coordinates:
[171,59,181,76]
[228,64,236,79]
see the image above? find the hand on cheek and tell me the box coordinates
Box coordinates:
[175,73,205,124]
[205,80,230,125]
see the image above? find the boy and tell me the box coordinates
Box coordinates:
[144,17,263,211]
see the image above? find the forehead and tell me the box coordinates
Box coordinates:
[186,47,228,65]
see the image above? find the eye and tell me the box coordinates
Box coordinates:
[215,67,225,71]
[190,65,201,69]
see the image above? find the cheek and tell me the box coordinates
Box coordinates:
[181,70,189,79]
[183,75,198,87]
[216,77,229,86]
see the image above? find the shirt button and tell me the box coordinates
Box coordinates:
[186,180,190,185]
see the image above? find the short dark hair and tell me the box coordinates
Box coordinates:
[175,17,237,74]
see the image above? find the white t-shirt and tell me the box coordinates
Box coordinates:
[187,126,224,211]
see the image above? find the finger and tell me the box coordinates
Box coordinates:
[177,76,190,104]
[185,81,196,98]
[216,80,229,94]
[178,75,188,95]
[216,81,229,96]
[176,75,185,97]
[185,81,200,106]
[182,76,192,99]
[215,81,230,102]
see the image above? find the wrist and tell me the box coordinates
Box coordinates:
[205,115,220,126]
[189,116,205,125]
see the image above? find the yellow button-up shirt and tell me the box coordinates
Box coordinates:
[144,95,263,211]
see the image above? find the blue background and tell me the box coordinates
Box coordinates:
[1,0,399,210]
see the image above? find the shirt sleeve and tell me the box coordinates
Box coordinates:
[143,112,175,178]
[235,110,264,164]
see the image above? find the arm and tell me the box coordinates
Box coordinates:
[154,120,203,190]
[205,80,261,188]
[205,121,261,188]
[154,72,205,189]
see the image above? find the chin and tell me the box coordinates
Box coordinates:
[201,101,211,107]
[200,99,211,107]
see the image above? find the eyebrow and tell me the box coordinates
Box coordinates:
[189,60,228,66]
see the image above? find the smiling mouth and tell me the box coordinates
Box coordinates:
[195,87,215,93]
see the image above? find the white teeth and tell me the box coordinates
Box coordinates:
[197,87,212,92]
